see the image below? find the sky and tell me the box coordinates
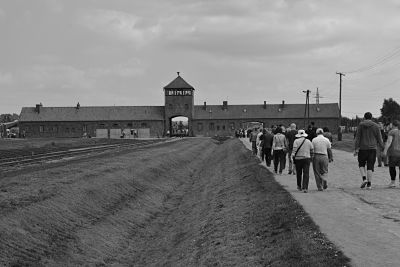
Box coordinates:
[1,0,400,118]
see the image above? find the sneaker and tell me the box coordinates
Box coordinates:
[317,188,323,191]
[360,181,368,189]
[323,180,328,190]
[366,182,372,190]
[303,189,308,193]
[378,164,382,167]
[389,181,396,188]
[288,171,292,175]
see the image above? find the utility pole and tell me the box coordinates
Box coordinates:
[302,90,311,128]
[336,72,345,141]
[314,87,323,105]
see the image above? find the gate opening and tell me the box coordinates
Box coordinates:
[170,116,189,137]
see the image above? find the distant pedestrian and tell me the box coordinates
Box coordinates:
[306,122,317,141]
[292,130,313,193]
[383,120,400,187]
[354,112,384,190]
[262,128,274,167]
[285,123,297,175]
[322,127,333,143]
[312,128,333,191]
[256,128,263,157]
[250,128,258,155]
[272,127,288,174]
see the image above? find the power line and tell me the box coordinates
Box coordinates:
[344,45,400,74]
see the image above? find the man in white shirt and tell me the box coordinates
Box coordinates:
[312,128,333,191]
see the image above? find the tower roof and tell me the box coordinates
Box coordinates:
[163,73,194,90]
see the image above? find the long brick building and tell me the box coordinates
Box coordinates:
[19,73,339,138]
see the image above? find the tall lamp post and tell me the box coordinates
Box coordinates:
[336,72,345,141]
[303,90,311,129]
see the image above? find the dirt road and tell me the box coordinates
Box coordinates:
[0,138,348,266]
[241,139,400,267]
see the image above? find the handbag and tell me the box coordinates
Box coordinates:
[292,138,306,164]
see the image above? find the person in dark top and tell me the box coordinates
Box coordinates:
[354,112,384,189]
[262,128,274,167]
[306,122,317,141]
[285,123,298,174]
[323,127,333,143]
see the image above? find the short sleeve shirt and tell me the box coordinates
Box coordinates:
[388,129,400,157]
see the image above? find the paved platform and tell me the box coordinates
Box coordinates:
[241,138,400,267]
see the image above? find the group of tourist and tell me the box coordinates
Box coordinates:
[246,122,333,193]
[242,111,400,193]
[354,112,400,189]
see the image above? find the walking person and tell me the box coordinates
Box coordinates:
[249,128,258,155]
[285,123,297,175]
[271,127,288,175]
[312,128,333,191]
[262,128,274,167]
[383,120,400,187]
[322,127,333,143]
[354,112,384,189]
[256,128,263,158]
[292,130,314,193]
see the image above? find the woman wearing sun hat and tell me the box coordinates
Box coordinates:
[291,129,314,193]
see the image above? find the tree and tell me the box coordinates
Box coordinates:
[380,98,400,122]
[0,113,19,123]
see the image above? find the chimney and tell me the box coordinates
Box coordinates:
[222,101,228,110]
[76,102,80,109]
[263,101,267,109]
[203,101,207,110]
[281,100,285,108]
[35,103,42,113]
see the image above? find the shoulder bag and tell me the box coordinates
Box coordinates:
[292,138,306,164]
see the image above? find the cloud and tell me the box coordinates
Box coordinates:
[0,71,13,84]
[78,9,161,47]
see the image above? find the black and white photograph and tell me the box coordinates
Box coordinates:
[1,1,400,266]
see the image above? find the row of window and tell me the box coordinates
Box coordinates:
[197,122,235,131]
[37,123,148,133]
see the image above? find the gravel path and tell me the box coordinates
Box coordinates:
[241,139,400,267]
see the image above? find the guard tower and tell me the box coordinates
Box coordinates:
[164,72,195,136]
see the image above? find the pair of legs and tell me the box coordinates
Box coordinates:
[389,156,400,183]
[273,149,285,174]
[287,149,295,174]
[263,147,272,167]
[252,141,257,155]
[312,154,329,190]
[295,158,311,191]
[358,149,376,188]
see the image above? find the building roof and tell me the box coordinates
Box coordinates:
[193,103,339,120]
[20,106,165,122]
[163,74,194,90]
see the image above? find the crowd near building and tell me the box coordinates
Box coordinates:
[19,73,340,138]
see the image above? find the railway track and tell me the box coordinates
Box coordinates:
[0,139,168,172]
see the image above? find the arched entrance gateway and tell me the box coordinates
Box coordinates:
[170,116,189,137]
[164,72,195,137]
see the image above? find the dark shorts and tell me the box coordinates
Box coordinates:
[389,156,400,167]
[358,149,376,171]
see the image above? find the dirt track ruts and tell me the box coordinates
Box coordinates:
[0,138,347,266]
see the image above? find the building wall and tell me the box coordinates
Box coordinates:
[19,120,165,138]
[192,118,339,136]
